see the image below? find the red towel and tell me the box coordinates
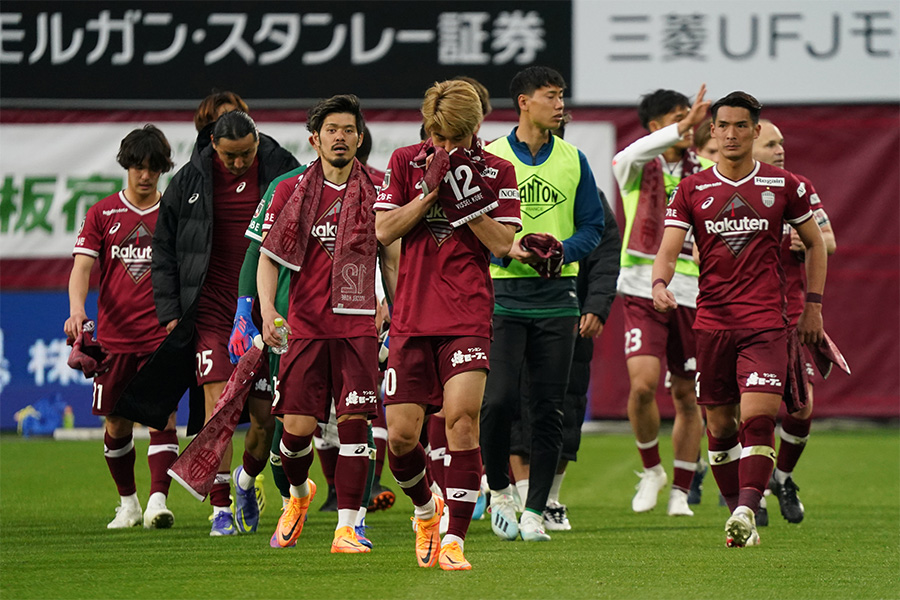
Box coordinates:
[520,232,565,279]
[66,320,111,378]
[168,340,265,501]
[811,331,851,379]
[784,329,851,413]
[627,149,702,260]
[413,139,499,228]
[261,158,378,315]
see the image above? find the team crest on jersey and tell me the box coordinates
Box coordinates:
[112,222,153,283]
[704,193,769,257]
[517,175,567,219]
[312,197,341,258]
[381,169,391,189]
[424,202,453,246]
[761,191,775,207]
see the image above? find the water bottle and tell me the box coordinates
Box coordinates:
[63,406,75,429]
[271,318,289,355]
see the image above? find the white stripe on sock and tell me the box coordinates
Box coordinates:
[372,427,388,441]
[741,445,776,462]
[444,487,478,503]
[708,444,742,466]
[779,429,809,445]
[338,443,369,457]
[395,468,426,489]
[147,444,179,456]
[104,439,134,458]
[280,439,312,459]
[636,438,659,450]
[673,460,697,471]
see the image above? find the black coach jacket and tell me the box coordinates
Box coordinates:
[114,130,298,431]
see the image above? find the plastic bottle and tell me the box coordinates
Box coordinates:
[271,318,289,354]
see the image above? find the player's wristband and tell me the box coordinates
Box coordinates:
[652,278,668,289]
[805,292,823,304]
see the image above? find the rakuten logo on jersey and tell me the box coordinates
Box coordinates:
[114,222,153,283]
[312,198,341,258]
[705,193,769,257]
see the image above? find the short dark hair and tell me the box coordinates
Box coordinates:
[194,90,249,132]
[117,124,173,173]
[638,89,689,130]
[307,94,365,135]
[357,124,373,165]
[510,66,567,115]
[711,91,763,124]
[212,110,258,143]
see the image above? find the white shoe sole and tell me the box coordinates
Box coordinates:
[144,508,174,529]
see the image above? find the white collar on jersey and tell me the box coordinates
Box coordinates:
[712,160,761,187]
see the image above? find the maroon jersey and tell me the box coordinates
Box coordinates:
[196,154,260,325]
[264,176,375,339]
[374,142,521,337]
[73,192,167,354]
[665,162,813,330]
[782,174,829,326]
[364,164,386,189]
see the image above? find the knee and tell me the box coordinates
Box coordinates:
[388,427,418,456]
[446,414,478,448]
[629,380,657,405]
[105,416,132,438]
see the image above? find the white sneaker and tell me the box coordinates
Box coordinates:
[519,511,551,542]
[143,494,174,529]
[725,506,757,548]
[107,502,142,529]
[543,501,572,531]
[632,467,667,512]
[490,492,519,540]
[667,489,694,517]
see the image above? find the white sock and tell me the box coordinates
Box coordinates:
[290,480,309,499]
[774,468,790,484]
[337,508,356,529]
[147,491,167,509]
[442,534,464,550]
[355,507,368,528]
[520,510,542,526]
[237,468,255,491]
[548,472,565,504]
[648,463,666,475]
[414,497,436,520]
[212,505,230,515]
[490,484,515,498]
[121,493,140,510]
[515,479,529,507]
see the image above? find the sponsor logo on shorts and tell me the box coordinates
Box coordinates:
[450,347,487,368]
[695,182,722,191]
[345,390,377,405]
[754,176,784,187]
[745,372,782,387]
[761,191,775,207]
[683,358,696,372]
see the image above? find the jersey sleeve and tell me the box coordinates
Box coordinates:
[73,203,103,257]
[245,196,271,242]
[784,173,814,226]
[487,160,522,230]
[262,178,298,234]
[800,175,830,228]
[374,149,409,211]
[664,182,693,230]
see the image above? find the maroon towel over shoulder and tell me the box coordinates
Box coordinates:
[261,158,378,315]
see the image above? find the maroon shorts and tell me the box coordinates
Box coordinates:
[92,352,151,416]
[195,323,271,398]
[622,295,697,377]
[273,337,379,421]
[382,335,490,411]
[695,327,789,406]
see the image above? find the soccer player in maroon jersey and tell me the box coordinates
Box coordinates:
[65,125,178,530]
[375,80,521,570]
[152,110,299,536]
[753,119,837,525]
[257,95,379,553]
[652,92,828,547]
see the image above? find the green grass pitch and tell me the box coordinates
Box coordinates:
[1,428,897,599]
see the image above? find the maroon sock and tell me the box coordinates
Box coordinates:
[738,415,776,512]
[777,413,811,474]
[210,471,231,507]
[389,443,432,507]
[242,450,267,478]
[147,430,178,496]
[637,439,661,470]
[427,415,448,494]
[374,436,387,479]
[672,465,695,494]
[104,432,137,497]
[335,419,369,510]
[280,431,315,487]
[316,443,339,487]
[444,447,482,540]
[707,430,741,512]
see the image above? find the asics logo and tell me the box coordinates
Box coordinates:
[712,452,729,464]
[452,490,466,499]
[188,193,200,204]
[109,222,121,234]
[701,197,715,210]
[236,182,246,193]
